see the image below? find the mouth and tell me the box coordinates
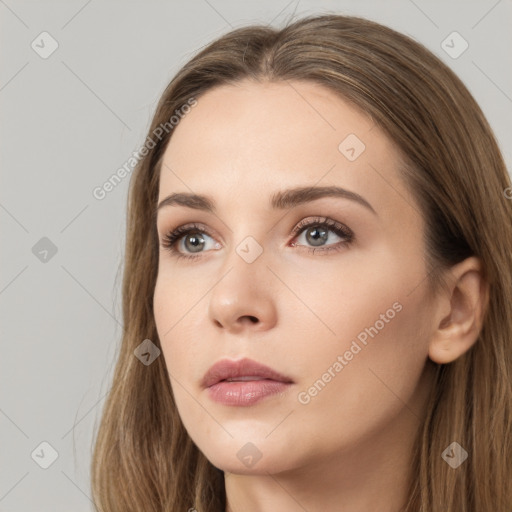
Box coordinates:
[201,357,294,387]
[201,358,294,406]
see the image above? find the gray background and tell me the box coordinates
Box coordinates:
[1,1,511,510]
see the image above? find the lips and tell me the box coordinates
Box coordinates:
[201,357,294,389]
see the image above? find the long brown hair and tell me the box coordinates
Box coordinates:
[90,14,512,511]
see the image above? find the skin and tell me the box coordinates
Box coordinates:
[153,79,488,512]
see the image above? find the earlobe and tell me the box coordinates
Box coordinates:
[428,257,489,365]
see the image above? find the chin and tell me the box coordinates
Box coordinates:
[194,435,302,476]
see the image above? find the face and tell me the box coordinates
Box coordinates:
[153,79,437,475]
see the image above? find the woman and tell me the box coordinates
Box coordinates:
[91,13,512,512]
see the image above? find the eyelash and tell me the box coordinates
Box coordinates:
[160,216,354,261]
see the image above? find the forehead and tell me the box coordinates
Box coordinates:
[163,79,378,171]
[158,79,417,223]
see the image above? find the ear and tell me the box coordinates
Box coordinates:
[428,256,489,364]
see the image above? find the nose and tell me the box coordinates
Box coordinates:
[208,255,278,335]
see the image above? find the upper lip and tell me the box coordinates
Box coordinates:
[201,358,294,388]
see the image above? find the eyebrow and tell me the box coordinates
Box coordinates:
[155,185,377,217]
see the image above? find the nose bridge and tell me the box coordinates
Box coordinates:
[220,206,271,271]
[217,230,269,298]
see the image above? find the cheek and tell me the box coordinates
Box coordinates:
[153,270,201,375]
[153,273,209,434]
[290,257,432,441]
[281,245,426,350]
[291,244,427,375]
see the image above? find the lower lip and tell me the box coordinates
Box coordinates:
[206,379,292,406]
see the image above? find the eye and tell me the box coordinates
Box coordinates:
[290,216,354,255]
[159,217,354,261]
[160,222,220,261]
